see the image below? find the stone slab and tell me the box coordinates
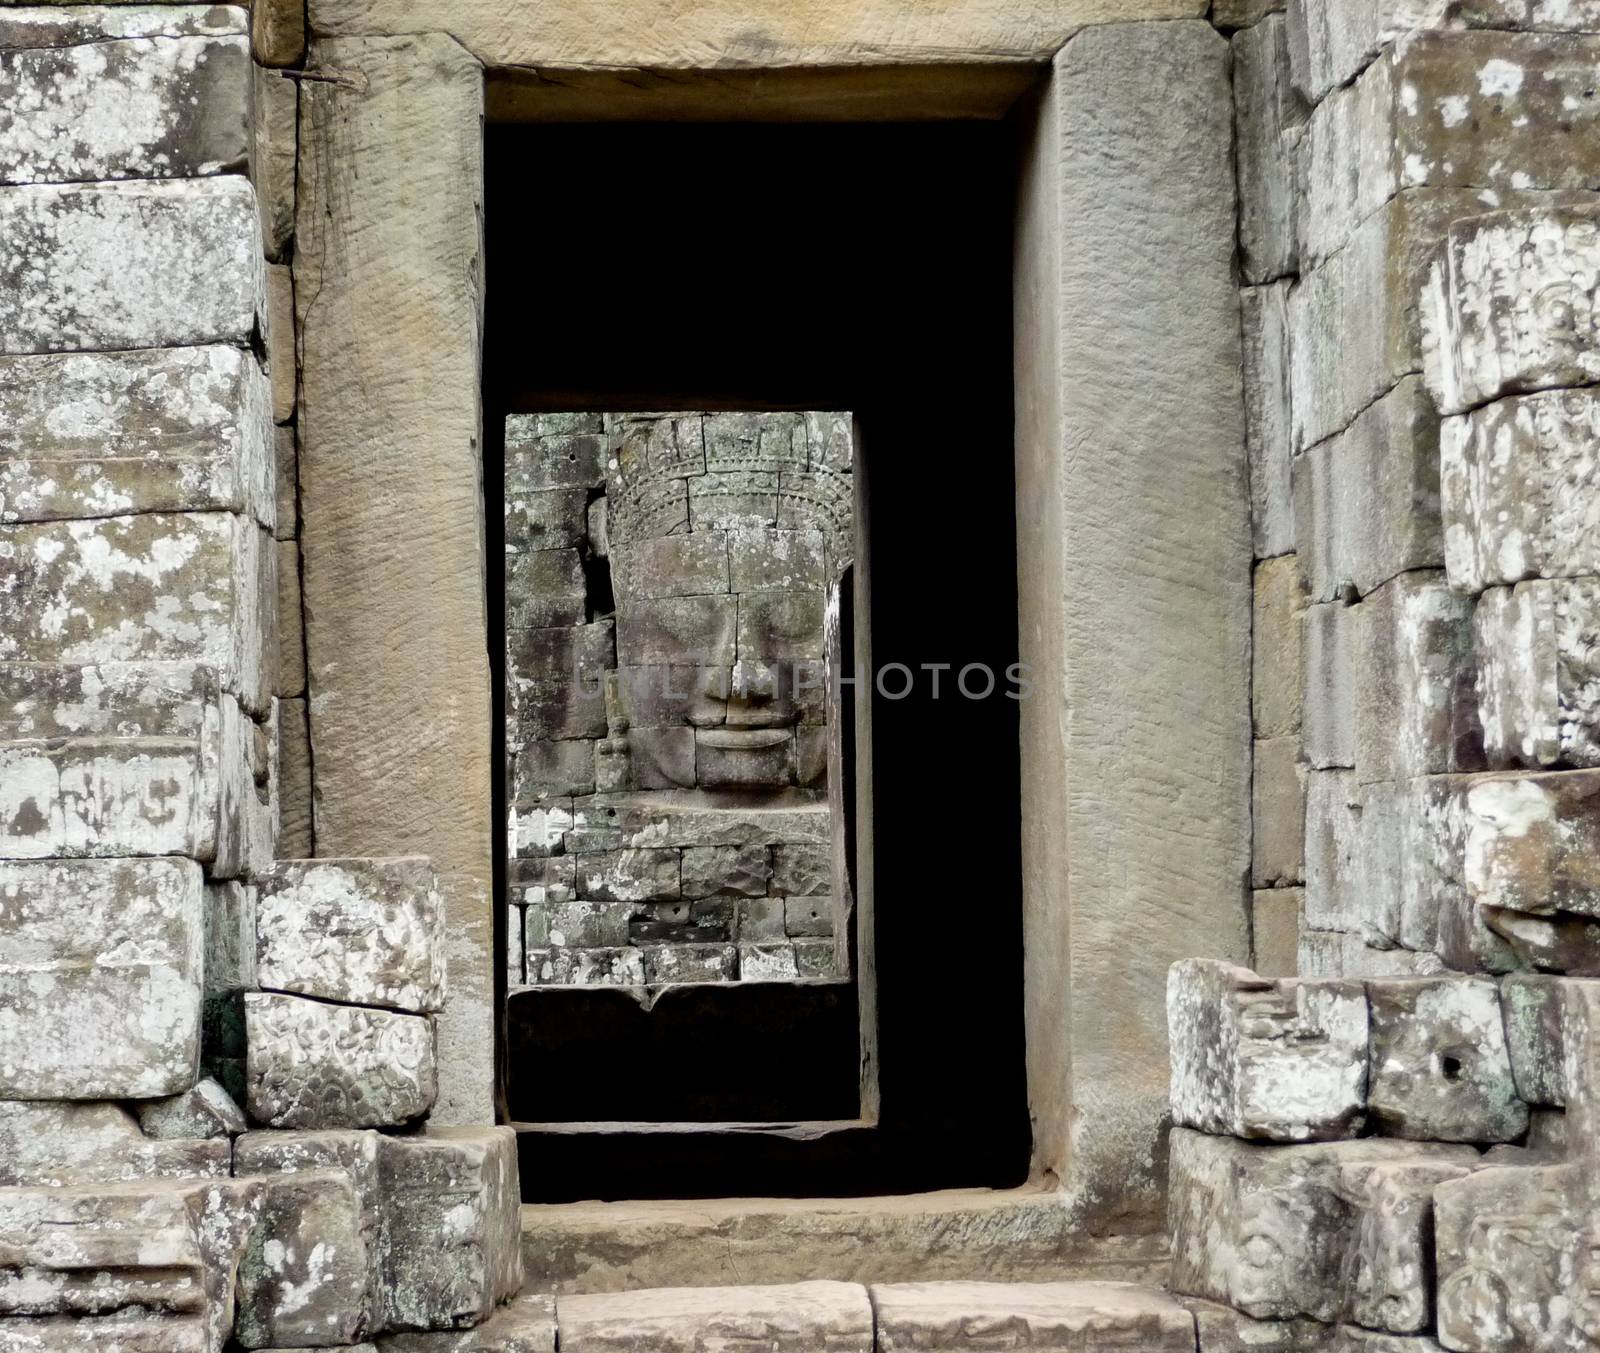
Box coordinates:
[0,30,249,186]
[245,992,437,1129]
[1254,735,1306,888]
[277,694,312,858]
[136,1077,245,1140]
[0,857,201,1099]
[253,63,296,261]
[0,177,262,354]
[0,345,273,527]
[1445,768,1600,917]
[567,791,828,851]
[0,9,247,47]
[0,1100,228,1187]
[1304,602,1356,769]
[1234,17,1304,287]
[1243,283,1296,557]
[1168,959,1367,1141]
[256,857,446,1014]
[871,1280,1195,1351]
[1255,555,1306,739]
[376,1292,555,1352]
[555,1281,873,1353]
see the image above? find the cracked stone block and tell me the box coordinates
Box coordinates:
[235,1168,370,1349]
[0,27,249,187]
[573,848,680,903]
[1305,32,1600,267]
[0,1100,228,1187]
[1234,18,1306,288]
[505,549,587,630]
[556,1281,873,1353]
[872,1281,1196,1351]
[771,840,829,896]
[510,675,606,743]
[0,346,273,527]
[136,1077,246,1140]
[0,512,273,716]
[1294,379,1442,608]
[0,857,201,1099]
[1427,206,1600,417]
[1183,1299,1332,1353]
[526,946,644,986]
[568,791,827,852]
[1348,1158,1482,1334]
[1355,571,1473,785]
[1447,769,1600,917]
[256,858,445,1015]
[1168,1128,1477,1324]
[1434,1160,1599,1353]
[640,943,738,984]
[1168,959,1367,1141]
[1304,603,1356,770]
[245,992,437,1129]
[611,532,729,600]
[1443,389,1600,594]
[1477,579,1600,770]
[0,177,263,355]
[376,1128,523,1333]
[0,10,249,48]
[1366,976,1528,1142]
[1299,929,1446,980]
[1435,895,1522,976]
[376,1291,556,1353]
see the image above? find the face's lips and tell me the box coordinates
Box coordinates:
[696,728,793,751]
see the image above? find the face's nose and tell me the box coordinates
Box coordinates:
[724,657,794,728]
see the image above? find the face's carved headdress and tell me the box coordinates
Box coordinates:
[605,411,854,574]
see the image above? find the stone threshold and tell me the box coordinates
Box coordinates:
[521,1184,1169,1293]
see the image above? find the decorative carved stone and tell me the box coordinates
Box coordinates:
[1168,960,1367,1141]
[245,993,437,1129]
[0,857,202,1099]
[256,858,446,1014]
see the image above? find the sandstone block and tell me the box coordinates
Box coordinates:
[1355,571,1473,784]
[136,1077,246,1141]
[1253,889,1302,979]
[275,424,298,537]
[278,695,312,858]
[568,791,828,852]
[573,848,680,903]
[0,1311,208,1352]
[1168,1128,1477,1324]
[253,0,305,65]
[253,64,296,262]
[1304,32,1600,266]
[1348,1157,1480,1334]
[680,843,771,899]
[256,857,445,1014]
[235,1168,370,1349]
[1434,1160,1596,1353]
[0,1100,228,1187]
[1234,19,1305,287]
[1304,602,1356,769]
[245,992,437,1129]
[505,485,588,553]
[771,839,829,897]
[529,900,633,949]
[1299,929,1446,980]
[0,512,272,715]
[1183,1299,1331,1353]
[555,1281,873,1353]
[1243,285,1296,560]
[376,1291,556,1353]
[511,739,596,799]
[785,896,833,938]
[0,177,262,355]
[1447,769,1600,917]
[510,675,606,743]
[1167,959,1367,1141]
[736,897,787,944]
[1255,555,1306,738]
[1295,378,1442,606]
[740,942,798,981]
[641,942,739,984]
[0,857,201,1099]
[872,1280,1196,1351]
[526,946,644,986]
[507,622,613,685]
[0,345,273,527]
[727,528,826,594]
[1476,579,1600,769]
[506,549,587,630]
[277,538,305,697]
[616,594,737,667]
[1501,972,1573,1107]
[1427,206,1600,417]
[0,29,249,186]
[1366,976,1528,1142]
[1482,903,1600,975]
[507,854,576,906]
[506,423,608,494]
[611,532,729,600]
[376,1128,523,1333]
[1443,389,1600,594]
[1304,769,1362,933]
[1254,736,1306,888]
[510,799,575,858]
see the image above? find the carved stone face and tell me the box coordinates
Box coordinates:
[606,411,851,794]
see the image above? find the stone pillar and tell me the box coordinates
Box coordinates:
[1013,21,1251,1221]
[295,33,494,1122]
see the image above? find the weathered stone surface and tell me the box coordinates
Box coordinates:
[0,28,248,186]
[1444,769,1600,917]
[1168,959,1367,1141]
[136,1077,245,1140]
[1366,975,1528,1142]
[277,537,305,697]
[1482,903,1600,974]
[511,798,575,858]
[1183,1299,1331,1353]
[572,847,680,902]
[0,1100,227,1187]
[1295,378,1442,606]
[1434,1160,1598,1352]
[0,8,247,46]
[1256,555,1306,739]
[529,900,632,949]
[611,532,729,600]
[1443,389,1600,593]
[277,694,312,857]
[0,1311,208,1352]
[679,843,771,899]
[1234,18,1304,287]
[236,1168,369,1349]
[1254,736,1306,888]
[1476,579,1600,769]
[512,738,595,800]
[268,271,294,415]
[641,942,739,983]
[256,857,445,1013]
[1168,1128,1477,1324]
[1306,32,1600,266]
[1304,768,1363,934]
[377,1291,556,1353]
[871,1280,1195,1351]
[0,512,272,715]
[1253,889,1302,979]
[1501,972,1573,1106]
[526,945,645,986]
[1243,285,1296,560]
[245,992,437,1128]
[295,33,491,907]
[0,177,262,355]
[556,1281,873,1353]
[0,345,272,526]
[0,857,201,1098]
[1304,602,1356,769]
[1427,206,1600,418]
[1355,571,1473,784]
[253,0,305,65]
[505,549,587,630]
[275,423,298,537]
[1299,928,1447,979]
[505,485,588,553]
[253,63,296,261]
[568,791,828,852]
[376,1129,523,1332]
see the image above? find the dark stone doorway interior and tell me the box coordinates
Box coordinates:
[484,119,1031,1201]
